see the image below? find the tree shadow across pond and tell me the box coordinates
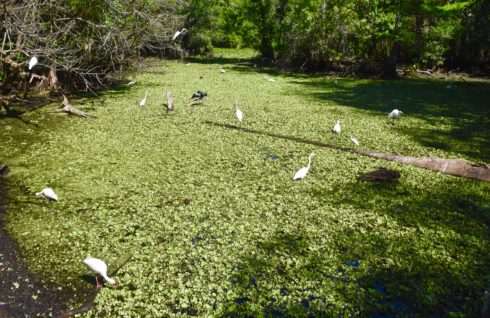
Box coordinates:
[288,77,490,163]
[221,198,490,317]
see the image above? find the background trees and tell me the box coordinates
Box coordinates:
[0,0,185,94]
[210,0,489,74]
[1,0,488,97]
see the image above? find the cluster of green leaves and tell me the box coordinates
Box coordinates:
[1,49,490,317]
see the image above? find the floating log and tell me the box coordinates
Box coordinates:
[204,121,490,183]
[355,150,490,182]
[48,95,95,118]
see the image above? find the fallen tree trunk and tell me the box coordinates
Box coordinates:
[204,121,490,183]
[47,95,95,118]
[355,150,490,182]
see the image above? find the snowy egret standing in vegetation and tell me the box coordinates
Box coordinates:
[172,28,188,41]
[349,136,359,146]
[139,90,148,107]
[388,109,403,123]
[235,105,243,123]
[332,120,341,134]
[293,153,314,180]
[83,257,116,289]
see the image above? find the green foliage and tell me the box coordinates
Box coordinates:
[1,49,490,316]
[201,0,488,71]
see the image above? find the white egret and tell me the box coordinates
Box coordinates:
[172,28,188,41]
[332,120,341,134]
[83,257,116,289]
[28,56,38,70]
[334,79,338,85]
[387,109,403,122]
[267,78,276,82]
[127,80,137,86]
[236,106,243,123]
[293,153,314,180]
[139,90,148,107]
[220,66,226,73]
[349,136,359,146]
[36,188,58,201]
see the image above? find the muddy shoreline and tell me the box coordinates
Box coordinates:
[0,168,69,317]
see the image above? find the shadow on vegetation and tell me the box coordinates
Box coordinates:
[214,61,490,162]
[293,78,490,162]
[221,176,490,316]
[204,120,355,153]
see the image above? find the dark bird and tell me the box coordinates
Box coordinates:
[0,165,9,177]
[191,91,207,100]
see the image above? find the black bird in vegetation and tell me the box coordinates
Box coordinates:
[191,91,207,100]
[0,165,9,177]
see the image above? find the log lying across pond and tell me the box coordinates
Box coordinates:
[205,121,490,182]
[355,150,490,182]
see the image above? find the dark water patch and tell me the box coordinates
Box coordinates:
[0,172,72,317]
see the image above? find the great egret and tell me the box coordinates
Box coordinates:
[139,90,148,107]
[267,78,276,82]
[127,80,137,86]
[83,257,116,289]
[28,56,38,70]
[220,66,226,73]
[293,153,314,180]
[236,106,243,123]
[332,120,341,134]
[172,28,188,41]
[388,109,403,123]
[349,136,359,146]
[36,188,58,201]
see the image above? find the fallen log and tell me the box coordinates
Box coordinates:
[416,69,433,76]
[355,150,490,182]
[47,95,95,118]
[204,121,490,183]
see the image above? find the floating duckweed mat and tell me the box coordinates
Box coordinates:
[1,49,490,317]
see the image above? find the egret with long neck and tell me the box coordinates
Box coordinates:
[293,153,314,180]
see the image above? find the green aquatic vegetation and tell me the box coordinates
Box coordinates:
[1,50,490,317]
